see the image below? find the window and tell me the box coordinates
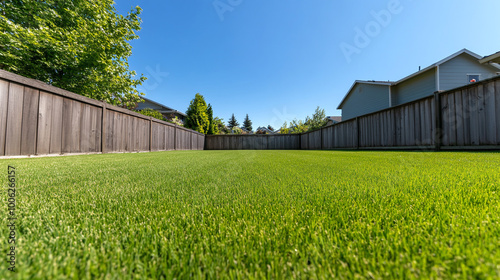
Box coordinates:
[467,74,480,84]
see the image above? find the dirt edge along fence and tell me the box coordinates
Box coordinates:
[206,75,500,151]
[0,69,204,157]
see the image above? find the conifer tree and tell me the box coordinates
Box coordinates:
[206,104,219,135]
[243,114,253,132]
[227,114,239,129]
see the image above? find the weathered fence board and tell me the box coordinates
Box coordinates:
[50,95,64,154]
[5,83,25,155]
[20,87,39,155]
[496,81,500,144]
[0,80,9,156]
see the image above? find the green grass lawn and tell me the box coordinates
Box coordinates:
[1,150,499,279]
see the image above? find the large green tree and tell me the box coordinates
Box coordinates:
[0,0,146,108]
[185,93,209,133]
[305,106,327,130]
[243,114,252,132]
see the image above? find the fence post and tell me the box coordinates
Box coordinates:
[434,91,442,151]
[203,134,207,150]
[101,103,107,153]
[298,133,302,150]
[149,117,152,152]
[173,125,177,150]
[356,117,360,150]
[320,128,323,150]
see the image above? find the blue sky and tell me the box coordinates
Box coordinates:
[115,0,500,129]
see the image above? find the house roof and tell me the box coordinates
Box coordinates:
[140,97,187,117]
[337,49,498,109]
[327,116,342,123]
[256,127,276,134]
[393,48,483,85]
[479,51,500,65]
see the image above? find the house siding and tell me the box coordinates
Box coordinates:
[439,53,499,91]
[393,68,436,106]
[341,83,390,121]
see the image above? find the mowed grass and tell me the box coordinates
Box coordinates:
[1,150,499,279]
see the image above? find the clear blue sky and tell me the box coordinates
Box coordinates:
[115,0,500,129]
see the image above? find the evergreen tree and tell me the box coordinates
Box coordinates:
[185,93,209,133]
[243,114,253,132]
[206,104,219,135]
[227,114,239,129]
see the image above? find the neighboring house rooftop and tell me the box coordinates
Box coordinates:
[337,48,499,110]
[256,127,276,134]
[479,51,500,65]
[326,116,342,124]
[138,97,187,117]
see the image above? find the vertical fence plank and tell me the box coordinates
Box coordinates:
[101,104,107,153]
[49,96,63,154]
[88,106,97,153]
[20,87,39,155]
[80,104,91,153]
[71,101,82,153]
[455,90,465,146]
[5,83,24,155]
[484,82,496,145]
[433,92,441,150]
[121,113,127,152]
[0,80,8,156]
[449,92,457,146]
[61,98,73,153]
[127,115,134,152]
[477,84,487,145]
[37,92,53,155]
[496,80,500,144]
[469,87,480,145]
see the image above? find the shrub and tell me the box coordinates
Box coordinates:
[137,108,166,121]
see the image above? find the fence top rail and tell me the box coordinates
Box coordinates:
[0,69,204,136]
[0,69,105,108]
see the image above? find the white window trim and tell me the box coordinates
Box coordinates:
[466,73,481,83]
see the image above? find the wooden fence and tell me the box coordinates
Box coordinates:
[2,69,499,155]
[0,70,204,157]
[301,76,500,150]
[205,134,300,150]
[206,76,500,151]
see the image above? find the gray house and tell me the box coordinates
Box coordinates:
[135,97,187,124]
[337,49,500,120]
